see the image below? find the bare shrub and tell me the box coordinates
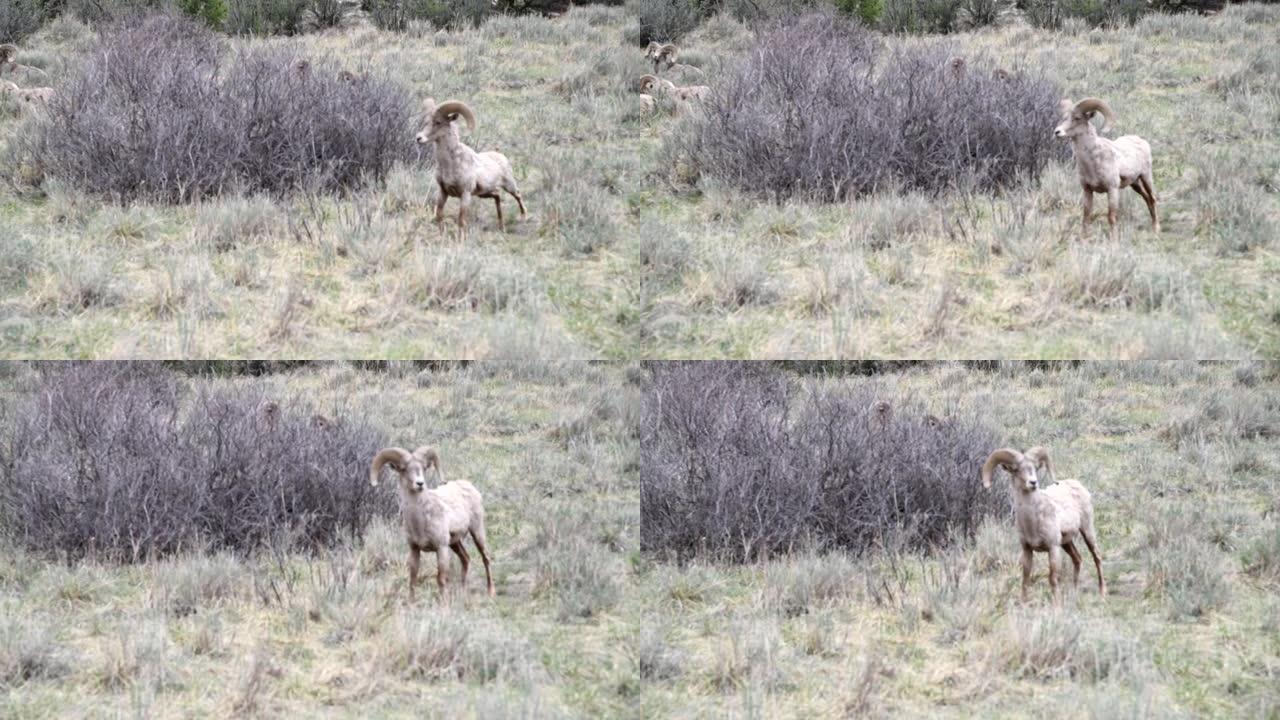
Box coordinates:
[0,362,394,562]
[0,0,51,45]
[641,362,1005,562]
[623,0,710,45]
[12,14,419,203]
[670,12,1064,203]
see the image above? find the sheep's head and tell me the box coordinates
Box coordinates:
[1054,98,1115,140]
[0,44,15,65]
[645,41,662,61]
[370,446,443,493]
[946,56,966,78]
[259,401,280,430]
[871,400,892,426]
[982,447,1053,493]
[638,75,662,94]
[416,98,476,145]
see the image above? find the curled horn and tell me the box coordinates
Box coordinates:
[1024,446,1054,483]
[638,74,660,92]
[370,447,412,487]
[432,100,476,133]
[981,448,1024,489]
[1073,97,1116,134]
[412,446,443,483]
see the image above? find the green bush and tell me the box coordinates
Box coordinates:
[624,0,711,45]
[176,0,230,27]
[1022,0,1149,28]
[0,0,53,44]
[880,0,994,33]
[308,0,346,27]
[835,0,884,25]
[224,0,309,34]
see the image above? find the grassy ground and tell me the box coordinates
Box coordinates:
[0,361,640,717]
[1,362,1277,717]
[1,6,1277,359]
[633,361,1280,717]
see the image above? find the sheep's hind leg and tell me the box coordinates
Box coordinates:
[1081,526,1106,597]
[505,181,527,219]
[1138,175,1159,233]
[470,527,496,596]
[1063,541,1083,588]
[450,541,471,588]
[491,194,504,232]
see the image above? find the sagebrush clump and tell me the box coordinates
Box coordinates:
[670,12,1064,203]
[10,14,419,203]
[640,362,1006,562]
[0,362,394,562]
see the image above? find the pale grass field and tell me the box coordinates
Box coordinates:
[636,361,1279,718]
[0,361,640,717]
[1,362,1277,717]
[1,6,1277,359]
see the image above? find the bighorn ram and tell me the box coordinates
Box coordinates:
[646,42,679,73]
[0,44,48,80]
[416,98,526,242]
[982,447,1105,602]
[1054,98,1159,241]
[370,446,495,601]
[869,400,893,433]
[1,80,53,108]
[638,74,708,104]
[644,42,704,78]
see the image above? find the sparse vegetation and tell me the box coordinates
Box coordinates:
[634,361,1280,717]
[1,5,1277,358]
[0,360,637,716]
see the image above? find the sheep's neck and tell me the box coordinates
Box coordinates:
[1070,129,1115,190]
[434,129,469,175]
[1013,489,1050,542]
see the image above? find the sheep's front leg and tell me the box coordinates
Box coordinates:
[1021,546,1034,603]
[457,191,472,243]
[436,547,451,599]
[408,546,421,602]
[1106,187,1119,242]
[1047,545,1062,604]
[1081,189,1094,240]
[434,183,448,235]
